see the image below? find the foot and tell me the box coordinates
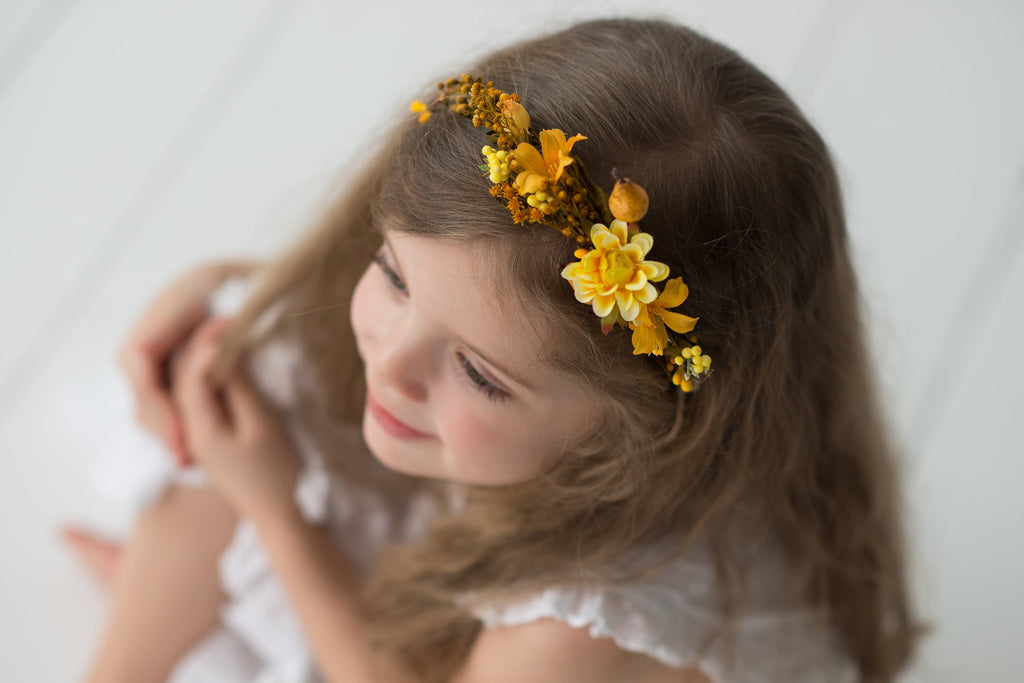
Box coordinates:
[60,525,124,589]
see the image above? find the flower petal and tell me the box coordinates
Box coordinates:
[592,293,616,318]
[515,173,547,195]
[640,261,670,283]
[563,133,586,154]
[615,290,640,321]
[628,231,654,256]
[596,232,623,251]
[514,143,545,175]
[630,316,667,355]
[659,310,699,335]
[631,323,658,355]
[655,277,689,308]
[539,130,568,173]
[637,282,658,304]
[624,269,648,291]
[573,284,594,304]
[619,243,646,261]
[609,220,630,244]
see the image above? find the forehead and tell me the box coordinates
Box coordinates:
[385,231,551,382]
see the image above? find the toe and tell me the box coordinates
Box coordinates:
[59,525,124,586]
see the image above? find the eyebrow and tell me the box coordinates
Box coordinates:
[382,235,538,393]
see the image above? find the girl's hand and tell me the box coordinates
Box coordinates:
[172,317,301,525]
[118,260,261,466]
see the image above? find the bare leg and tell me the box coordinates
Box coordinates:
[82,483,239,683]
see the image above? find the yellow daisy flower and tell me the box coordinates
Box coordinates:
[561,220,669,323]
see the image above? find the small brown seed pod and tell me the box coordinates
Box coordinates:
[608,177,650,223]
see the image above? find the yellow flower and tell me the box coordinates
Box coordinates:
[513,129,586,195]
[561,220,669,323]
[629,277,699,355]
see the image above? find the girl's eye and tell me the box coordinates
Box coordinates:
[372,251,407,294]
[456,351,508,403]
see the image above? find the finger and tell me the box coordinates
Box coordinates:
[121,342,180,446]
[176,321,233,444]
[169,416,193,467]
[139,300,209,355]
[221,364,268,439]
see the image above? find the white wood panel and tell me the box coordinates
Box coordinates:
[0,0,51,61]
[805,0,1024,462]
[0,0,278,411]
[904,244,1024,682]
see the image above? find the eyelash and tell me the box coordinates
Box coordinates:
[456,351,508,403]
[372,252,407,294]
[372,250,509,404]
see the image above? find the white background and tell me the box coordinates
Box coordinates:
[0,1,1021,680]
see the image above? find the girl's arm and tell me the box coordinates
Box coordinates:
[170,316,416,682]
[173,318,708,683]
[253,506,418,683]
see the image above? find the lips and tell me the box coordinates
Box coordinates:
[366,392,433,440]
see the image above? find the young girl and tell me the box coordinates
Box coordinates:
[62,17,922,683]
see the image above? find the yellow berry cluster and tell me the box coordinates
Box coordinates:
[481,146,511,183]
[667,345,713,392]
[679,345,712,373]
[526,191,554,212]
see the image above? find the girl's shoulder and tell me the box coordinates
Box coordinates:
[470,540,858,683]
[453,615,711,683]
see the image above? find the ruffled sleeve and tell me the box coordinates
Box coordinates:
[471,550,859,683]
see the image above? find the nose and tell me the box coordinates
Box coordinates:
[372,329,430,403]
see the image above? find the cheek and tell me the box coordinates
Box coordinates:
[440,401,492,454]
[439,402,553,484]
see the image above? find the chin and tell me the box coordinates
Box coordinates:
[361,414,431,478]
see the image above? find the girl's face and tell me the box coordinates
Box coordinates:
[350,231,603,486]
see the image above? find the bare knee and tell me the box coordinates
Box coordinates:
[138,483,238,540]
[131,483,240,585]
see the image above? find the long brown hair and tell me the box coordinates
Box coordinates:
[213,17,923,683]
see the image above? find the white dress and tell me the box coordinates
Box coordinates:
[75,276,858,683]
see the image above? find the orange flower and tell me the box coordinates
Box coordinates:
[499,99,531,141]
[629,277,699,356]
[513,129,586,195]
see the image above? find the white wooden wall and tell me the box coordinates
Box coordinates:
[1,1,1020,680]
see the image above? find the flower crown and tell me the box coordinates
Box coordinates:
[411,75,712,392]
